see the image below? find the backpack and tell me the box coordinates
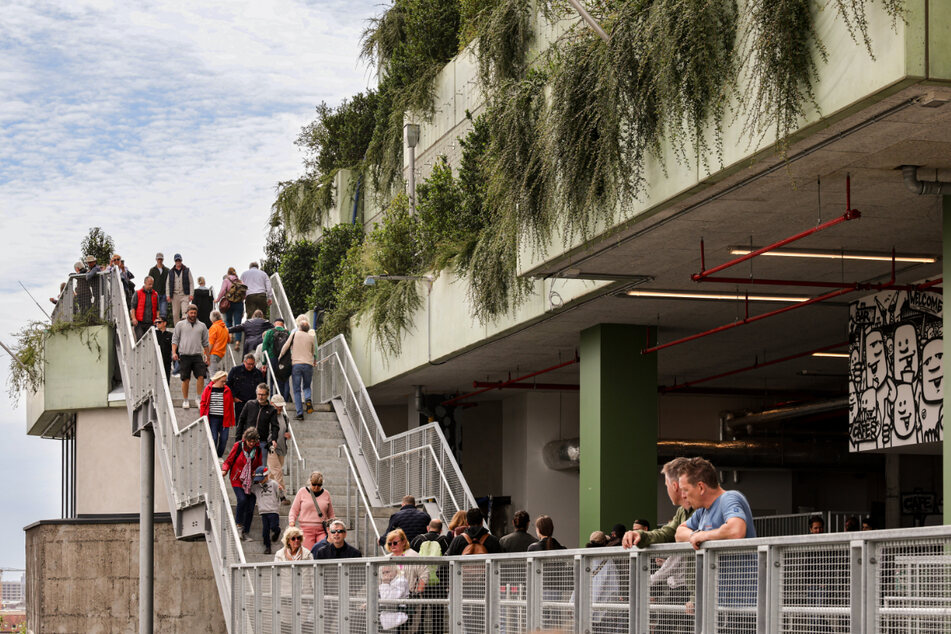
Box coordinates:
[276,332,296,381]
[225,278,248,303]
[269,329,290,365]
[418,538,443,585]
[461,533,489,556]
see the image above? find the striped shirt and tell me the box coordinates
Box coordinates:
[209,387,225,417]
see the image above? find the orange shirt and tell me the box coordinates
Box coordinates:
[208,319,230,357]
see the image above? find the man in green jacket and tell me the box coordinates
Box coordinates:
[261,318,290,401]
[622,457,694,549]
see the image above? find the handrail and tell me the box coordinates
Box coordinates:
[338,442,384,556]
[51,268,246,630]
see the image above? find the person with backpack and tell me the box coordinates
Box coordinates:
[445,508,501,556]
[261,318,290,401]
[279,315,318,420]
[410,519,450,633]
[216,267,246,333]
[221,428,263,542]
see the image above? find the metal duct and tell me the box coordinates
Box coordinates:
[543,438,580,471]
[722,397,848,436]
[902,165,951,195]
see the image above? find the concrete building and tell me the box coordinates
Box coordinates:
[22,1,950,631]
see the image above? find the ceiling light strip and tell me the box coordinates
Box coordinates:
[729,247,937,264]
[625,290,809,302]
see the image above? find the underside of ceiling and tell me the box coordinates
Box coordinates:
[367,85,950,406]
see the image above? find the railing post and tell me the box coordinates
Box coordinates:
[487,558,500,634]
[315,565,325,634]
[525,558,540,632]
[695,550,707,634]
[366,561,379,634]
[630,550,649,634]
[231,567,243,634]
[271,566,280,632]
[450,561,463,633]
[338,563,350,634]
[575,554,589,634]
[253,567,263,633]
[764,545,781,634]
[757,545,769,634]
[857,538,872,634]
[291,565,303,634]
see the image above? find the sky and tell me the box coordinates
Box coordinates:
[0,0,380,576]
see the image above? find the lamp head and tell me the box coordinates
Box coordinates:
[363,276,377,286]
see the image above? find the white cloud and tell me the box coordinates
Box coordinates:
[0,0,385,572]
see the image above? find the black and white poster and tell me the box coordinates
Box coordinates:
[849,288,943,452]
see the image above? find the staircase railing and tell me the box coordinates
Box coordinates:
[266,272,476,526]
[52,269,245,630]
[338,442,384,556]
[315,336,475,523]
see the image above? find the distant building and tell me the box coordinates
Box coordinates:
[0,579,23,605]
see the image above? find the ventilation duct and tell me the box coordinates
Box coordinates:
[902,165,951,195]
[721,397,848,437]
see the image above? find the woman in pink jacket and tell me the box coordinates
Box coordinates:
[288,470,335,550]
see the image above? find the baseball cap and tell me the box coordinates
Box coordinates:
[253,466,268,482]
[174,253,183,261]
[156,252,164,259]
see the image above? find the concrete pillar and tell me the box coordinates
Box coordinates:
[944,196,950,526]
[579,324,657,545]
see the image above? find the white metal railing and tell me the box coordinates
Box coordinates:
[52,269,245,629]
[338,443,383,557]
[315,339,475,522]
[261,351,307,496]
[266,272,476,526]
[229,525,951,634]
[754,511,861,537]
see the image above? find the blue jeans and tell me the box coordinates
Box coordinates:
[233,486,256,534]
[225,301,245,348]
[291,364,313,417]
[209,416,228,457]
[261,512,280,549]
[157,295,168,321]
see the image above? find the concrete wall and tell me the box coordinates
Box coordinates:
[457,400,503,499]
[502,392,581,548]
[25,519,224,633]
[76,408,171,515]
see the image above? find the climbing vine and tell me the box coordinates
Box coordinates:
[267,0,905,350]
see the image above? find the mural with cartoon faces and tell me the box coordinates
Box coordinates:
[849,288,942,451]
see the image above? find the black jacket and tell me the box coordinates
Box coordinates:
[227,364,263,403]
[155,329,173,369]
[148,265,169,300]
[235,400,277,443]
[445,526,502,556]
[379,505,431,546]
[193,287,213,327]
[229,318,273,353]
[526,537,566,552]
[313,541,362,559]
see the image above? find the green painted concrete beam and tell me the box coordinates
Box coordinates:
[579,324,657,545]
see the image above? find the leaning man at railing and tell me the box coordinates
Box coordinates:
[675,457,756,632]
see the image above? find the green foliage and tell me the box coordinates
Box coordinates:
[297,92,379,178]
[832,0,905,55]
[271,178,330,237]
[415,156,464,269]
[471,0,534,91]
[277,240,321,316]
[80,227,115,266]
[361,0,462,194]
[743,0,825,146]
[309,224,364,311]
[319,242,368,343]
[361,193,425,353]
[7,314,105,400]
[261,225,286,276]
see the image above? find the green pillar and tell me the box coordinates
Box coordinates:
[944,196,950,526]
[579,324,658,545]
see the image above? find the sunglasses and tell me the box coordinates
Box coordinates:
[330,529,346,535]
[387,540,402,546]
[289,536,302,542]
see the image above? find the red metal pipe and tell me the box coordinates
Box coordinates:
[472,381,579,391]
[658,341,849,392]
[441,357,579,405]
[691,209,860,282]
[642,286,859,354]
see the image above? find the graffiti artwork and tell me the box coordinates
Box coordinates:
[848,288,943,452]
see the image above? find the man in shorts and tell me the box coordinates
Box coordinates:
[171,303,210,409]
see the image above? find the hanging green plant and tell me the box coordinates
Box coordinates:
[471,0,534,92]
[832,0,905,56]
[271,177,332,237]
[319,241,369,343]
[7,315,105,399]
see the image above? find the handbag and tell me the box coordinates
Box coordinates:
[276,332,295,381]
[219,297,231,311]
[307,487,332,531]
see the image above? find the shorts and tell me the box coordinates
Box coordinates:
[178,354,207,380]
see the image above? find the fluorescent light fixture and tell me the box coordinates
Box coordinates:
[728,247,937,264]
[620,290,810,302]
[812,352,849,359]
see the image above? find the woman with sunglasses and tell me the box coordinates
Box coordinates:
[275,526,313,562]
[288,471,335,550]
[380,528,427,631]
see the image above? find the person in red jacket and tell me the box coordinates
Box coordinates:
[130,276,159,341]
[201,370,235,457]
[222,427,263,541]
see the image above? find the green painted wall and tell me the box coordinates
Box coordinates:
[579,324,658,545]
[929,0,951,80]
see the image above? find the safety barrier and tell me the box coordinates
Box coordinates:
[230,525,951,633]
[52,269,246,628]
[315,337,475,525]
[753,511,859,537]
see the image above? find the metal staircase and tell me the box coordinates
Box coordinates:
[52,267,475,630]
